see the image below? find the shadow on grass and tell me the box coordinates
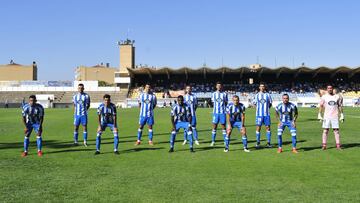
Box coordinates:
[121,147,164,154]
[300,142,360,151]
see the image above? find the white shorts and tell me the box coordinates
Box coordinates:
[322,118,339,129]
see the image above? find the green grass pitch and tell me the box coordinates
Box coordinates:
[0,107,359,202]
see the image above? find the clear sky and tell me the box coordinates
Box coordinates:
[1,0,360,80]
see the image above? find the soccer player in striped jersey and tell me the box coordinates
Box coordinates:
[72,83,91,146]
[318,85,344,150]
[275,94,298,153]
[224,95,250,153]
[95,94,119,155]
[169,95,194,153]
[210,82,228,146]
[135,83,157,146]
[21,95,44,157]
[182,85,200,146]
[253,83,273,148]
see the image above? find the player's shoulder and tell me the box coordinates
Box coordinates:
[22,103,30,110]
[98,103,105,108]
[36,103,44,109]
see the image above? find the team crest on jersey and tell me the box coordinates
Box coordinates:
[188,100,193,104]
[216,98,223,102]
[144,99,150,104]
[328,101,337,106]
[260,99,266,104]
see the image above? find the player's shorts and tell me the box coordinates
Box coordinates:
[256,115,271,126]
[175,121,191,132]
[25,123,41,136]
[100,123,116,132]
[212,113,226,125]
[74,115,88,126]
[139,116,154,126]
[322,118,339,129]
[278,121,296,136]
[229,121,243,130]
[190,116,197,126]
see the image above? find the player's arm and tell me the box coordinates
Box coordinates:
[188,114,192,131]
[170,108,176,130]
[339,96,344,122]
[39,106,44,131]
[194,97,198,111]
[113,107,118,128]
[153,95,157,109]
[293,105,298,122]
[86,95,91,110]
[318,98,325,120]
[268,94,273,108]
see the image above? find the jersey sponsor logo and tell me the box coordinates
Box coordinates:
[260,99,266,104]
[283,111,290,115]
[216,98,223,102]
[187,100,193,104]
[328,101,337,106]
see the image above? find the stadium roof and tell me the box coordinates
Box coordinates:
[127,66,360,79]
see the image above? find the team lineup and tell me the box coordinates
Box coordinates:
[20,82,344,156]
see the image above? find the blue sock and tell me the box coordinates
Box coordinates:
[83,131,88,142]
[242,136,248,149]
[211,129,216,142]
[278,129,283,148]
[291,130,297,148]
[148,129,153,141]
[256,131,260,144]
[292,136,297,148]
[225,136,230,149]
[24,137,30,152]
[266,131,271,144]
[36,136,42,151]
[222,130,227,144]
[183,130,187,141]
[188,131,193,149]
[170,131,176,148]
[114,132,119,151]
[193,127,198,141]
[96,133,102,151]
[74,131,79,143]
[278,135,283,148]
[137,129,142,141]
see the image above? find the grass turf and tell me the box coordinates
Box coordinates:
[0,107,359,202]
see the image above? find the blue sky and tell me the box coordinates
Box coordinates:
[1,0,360,80]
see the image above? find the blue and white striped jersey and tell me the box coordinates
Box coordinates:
[171,104,191,123]
[97,103,117,124]
[73,93,91,116]
[226,103,245,122]
[275,102,298,122]
[22,103,44,124]
[184,93,198,116]
[138,92,157,117]
[253,92,272,116]
[211,91,228,114]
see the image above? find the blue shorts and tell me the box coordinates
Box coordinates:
[278,121,296,132]
[175,121,191,132]
[100,123,116,131]
[74,115,88,126]
[139,116,154,126]
[230,121,243,131]
[212,113,226,125]
[256,116,271,126]
[25,123,41,136]
[190,116,197,127]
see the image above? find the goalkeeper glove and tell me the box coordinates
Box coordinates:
[340,113,344,123]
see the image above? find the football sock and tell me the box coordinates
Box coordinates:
[137,129,142,141]
[36,136,42,151]
[170,131,176,148]
[148,129,153,141]
[211,129,216,142]
[24,136,30,152]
